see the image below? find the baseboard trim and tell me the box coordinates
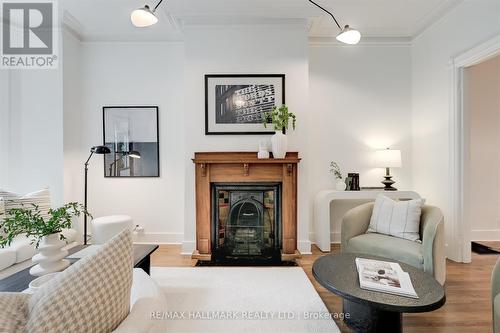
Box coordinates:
[181,240,196,255]
[471,230,500,241]
[309,231,341,245]
[133,232,183,244]
[298,240,312,254]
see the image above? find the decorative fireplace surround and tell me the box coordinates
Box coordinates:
[192,152,301,262]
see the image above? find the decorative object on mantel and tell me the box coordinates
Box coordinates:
[374,148,402,191]
[205,74,285,135]
[258,140,270,159]
[329,161,346,191]
[263,105,296,159]
[0,202,90,276]
[346,173,360,191]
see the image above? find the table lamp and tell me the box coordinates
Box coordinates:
[374,148,401,191]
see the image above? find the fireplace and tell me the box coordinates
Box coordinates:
[212,183,281,263]
[192,152,300,262]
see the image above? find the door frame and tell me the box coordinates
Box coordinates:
[449,35,500,263]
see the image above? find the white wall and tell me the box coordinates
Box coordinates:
[309,43,413,241]
[181,23,311,253]
[464,55,500,240]
[0,71,10,185]
[6,69,64,204]
[69,41,186,243]
[411,0,500,258]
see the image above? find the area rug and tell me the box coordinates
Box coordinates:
[151,267,341,333]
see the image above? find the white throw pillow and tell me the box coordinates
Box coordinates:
[0,188,51,220]
[367,194,424,242]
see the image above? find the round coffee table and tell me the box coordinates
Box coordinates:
[312,253,445,333]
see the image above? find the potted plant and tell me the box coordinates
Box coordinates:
[0,202,90,276]
[330,161,346,191]
[263,105,297,159]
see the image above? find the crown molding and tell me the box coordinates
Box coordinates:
[62,10,84,41]
[411,0,464,39]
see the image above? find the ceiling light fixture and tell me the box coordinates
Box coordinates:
[131,0,164,27]
[308,0,361,45]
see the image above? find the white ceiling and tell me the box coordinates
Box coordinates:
[62,0,463,42]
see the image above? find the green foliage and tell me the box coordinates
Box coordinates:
[0,202,91,248]
[262,105,297,133]
[329,161,343,179]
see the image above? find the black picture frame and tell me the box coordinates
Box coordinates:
[205,74,286,135]
[102,106,160,178]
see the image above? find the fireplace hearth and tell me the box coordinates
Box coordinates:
[212,183,281,263]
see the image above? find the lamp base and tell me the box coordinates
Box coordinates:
[381,175,397,191]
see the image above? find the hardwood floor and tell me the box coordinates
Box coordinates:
[151,243,499,332]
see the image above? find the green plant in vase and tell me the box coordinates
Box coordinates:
[262,105,297,159]
[0,202,91,276]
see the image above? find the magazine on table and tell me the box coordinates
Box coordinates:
[355,258,418,299]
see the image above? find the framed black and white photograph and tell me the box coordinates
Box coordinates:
[103,106,159,177]
[205,74,285,135]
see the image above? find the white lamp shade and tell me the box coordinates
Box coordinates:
[336,25,361,45]
[131,6,158,27]
[374,149,402,168]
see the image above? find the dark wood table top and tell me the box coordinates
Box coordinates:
[0,244,158,292]
[312,253,446,313]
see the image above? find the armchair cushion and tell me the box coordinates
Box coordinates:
[346,233,424,269]
[495,294,500,333]
[368,194,424,242]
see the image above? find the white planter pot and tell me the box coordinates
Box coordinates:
[271,131,288,159]
[30,233,70,277]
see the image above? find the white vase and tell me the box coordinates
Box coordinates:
[30,233,70,277]
[335,178,346,191]
[271,131,287,159]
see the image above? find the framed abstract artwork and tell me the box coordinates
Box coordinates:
[205,74,285,135]
[103,106,159,177]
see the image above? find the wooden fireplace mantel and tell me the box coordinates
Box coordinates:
[192,152,301,261]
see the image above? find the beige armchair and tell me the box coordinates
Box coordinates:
[492,258,500,332]
[341,202,446,285]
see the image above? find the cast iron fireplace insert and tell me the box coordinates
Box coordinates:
[211,183,282,264]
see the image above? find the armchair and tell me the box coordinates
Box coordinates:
[492,258,500,332]
[341,202,446,285]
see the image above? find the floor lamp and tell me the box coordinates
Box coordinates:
[84,146,111,244]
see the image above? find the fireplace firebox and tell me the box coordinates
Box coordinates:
[212,183,281,263]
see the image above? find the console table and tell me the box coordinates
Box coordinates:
[313,190,421,252]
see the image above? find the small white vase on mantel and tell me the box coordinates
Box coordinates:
[30,233,70,277]
[271,130,287,159]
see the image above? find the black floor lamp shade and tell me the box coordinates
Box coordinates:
[84,145,111,244]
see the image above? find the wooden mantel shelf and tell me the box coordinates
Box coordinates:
[192,151,300,261]
[192,152,301,164]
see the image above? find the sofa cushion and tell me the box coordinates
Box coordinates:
[0,247,16,270]
[113,268,167,333]
[0,188,51,221]
[26,230,133,333]
[9,236,37,263]
[368,194,424,242]
[347,233,424,269]
[0,292,31,333]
